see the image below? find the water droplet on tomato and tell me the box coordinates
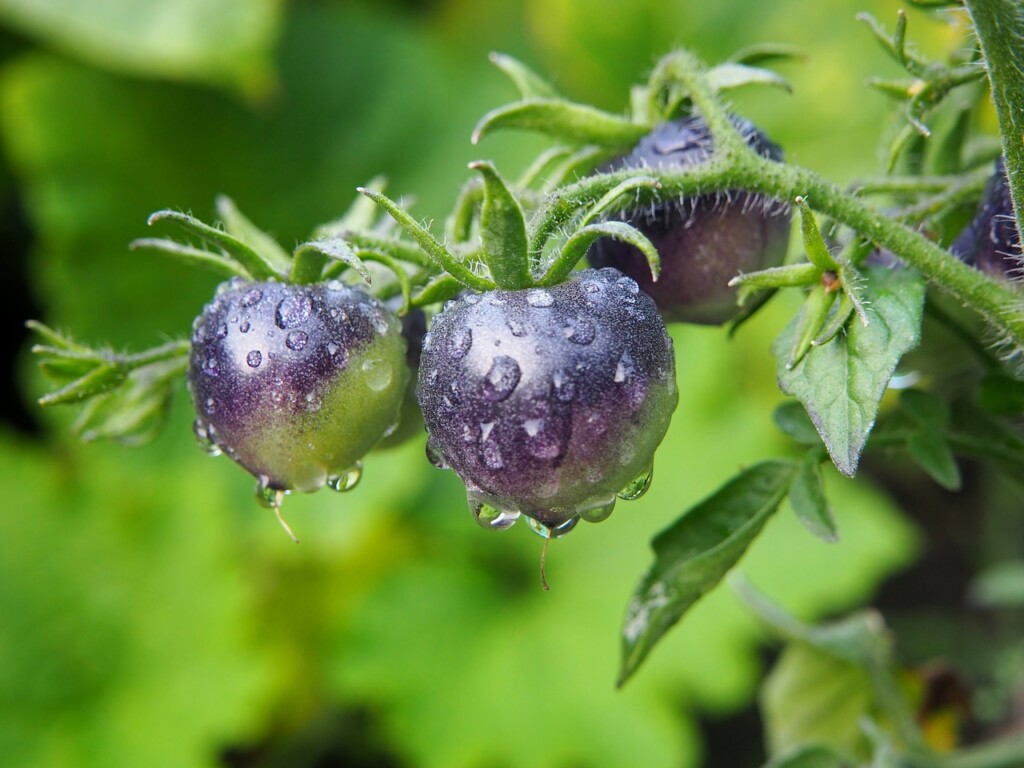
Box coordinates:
[483,356,521,402]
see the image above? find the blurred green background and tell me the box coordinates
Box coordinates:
[0,1,982,766]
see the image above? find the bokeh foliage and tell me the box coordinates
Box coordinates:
[3,1,975,766]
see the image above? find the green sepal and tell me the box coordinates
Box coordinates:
[215,195,292,274]
[812,291,855,347]
[539,145,620,192]
[358,187,492,291]
[470,161,533,290]
[291,238,371,285]
[146,209,286,281]
[487,51,560,99]
[727,43,807,67]
[314,176,389,237]
[578,176,661,228]
[786,285,837,369]
[795,197,839,271]
[540,221,660,287]
[471,99,648,149]
[446,177,483,244]
[706,62,792,94]
[729,262,821,303]
[129,238,251,280]
[412,273,465,308]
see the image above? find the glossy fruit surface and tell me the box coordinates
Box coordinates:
[189,278,407,492]
[417,268,677,534]
[587,114,791,325]
[951,156,1022,279]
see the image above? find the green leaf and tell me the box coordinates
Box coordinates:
[706,62,792,94]
[965,0,1024,237]
[0,0,280,95]
[773,401,823,446]
[786,285,837,369]
[618,461,797,686]
[773,266,926,478]
[469,161,532,289]
[487,52,560,99]
[472,99,648,149]
[906,431,961,490]
[789,459,838,543]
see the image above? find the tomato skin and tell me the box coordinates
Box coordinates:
[417,268,677,528]
[588,114,791,325]
[189,278,407,492]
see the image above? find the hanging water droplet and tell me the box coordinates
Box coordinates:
[449,326,473,360]
[526,289,554,307]
[578,495,617,523]
[241,288,262,308]
[564,318,596,345]
[426,439,448,469]
[618,464,654,500]
[327,462,363,492]
[286,331,308,351]
[469,496,520,531]
[192,419,222,456]
[483,356,521,402]
[526,515,579,539]
[246,350,262,368]
[361,358,394,392]
[255,475,283,508]
[614,350,635,384]
[275,294,313,329]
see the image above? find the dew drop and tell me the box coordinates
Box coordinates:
[469,495,520,531]
[203,397,216,415]
[255,475,285,508]
[581,279,602,295]
[526,289,554,307]
[614,350,635,384]
[371,314,390,336]
[246,350,263,368]
[449,326,473,360]
[327,462,363,492]
[426,439,448,469]
[507,318,528,337]
[480,439,505,469]
[564,318,596,345]
[616,276,640,294]
[361,358,394,392]
[463,294,480,305]
[552,370,576,402]
[275,294,313,329]
[578,494,617,523]
[618,463,654,501]
[424,368,439,387]
[239,320,251,334]
[526,515,579,539]
[479,421,495,442]
[204,356,219,376]
[286,331,308,351]
[215,323,228,339]
[192,419,222,456]
[241,288,262,308]
[483,356,521,402]
[326,341,340,356]
[326,279,345,291]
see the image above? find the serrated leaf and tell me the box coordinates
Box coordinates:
[790,459,838,542]
[906,430,961,490]
[472,99,648,149]
[773,266,926,478]
[706,62,792,94]
[618,461,797,686]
